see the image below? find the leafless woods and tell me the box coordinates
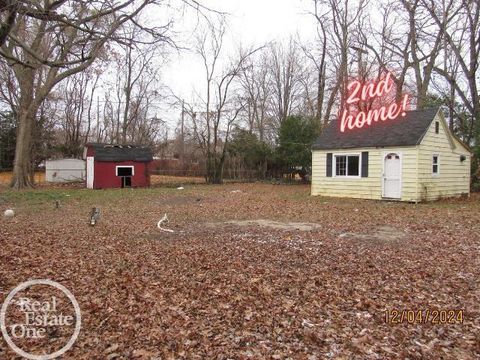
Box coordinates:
[0,0,478,187]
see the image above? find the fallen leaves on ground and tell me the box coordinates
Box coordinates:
[0,183,479,359]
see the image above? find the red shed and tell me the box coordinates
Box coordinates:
[83,143,153,189]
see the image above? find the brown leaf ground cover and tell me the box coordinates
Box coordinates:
[0,183,479,359]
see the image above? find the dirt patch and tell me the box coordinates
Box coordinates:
[339,225,406,243]
[209,219,322,231]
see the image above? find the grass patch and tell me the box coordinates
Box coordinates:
[0,184,214,210]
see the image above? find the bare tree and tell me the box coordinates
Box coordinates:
[188,19,260,183]
[359,1,411,103]
[327,0,367,110]
[305,0,332,127]
[423,0,479,143]
[268,40,304,127]
[120,25,164,144]
[302,0,368,127]
[98,22,165,145]
[1,0,165,188]
[0,0,17,47]
[356,0,445,110]
[55,69,101,157]
[239,52,272,141]
[0,0,71,47]
[402,0,444,108]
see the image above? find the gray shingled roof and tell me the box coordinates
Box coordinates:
[312,107,440,150]
[87,143,153,162]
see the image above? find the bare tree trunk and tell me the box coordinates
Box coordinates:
[9,62,39,188]
[10,108,36,188]
[85,74,100,144]
[122,42,134,144]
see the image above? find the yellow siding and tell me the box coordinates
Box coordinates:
[311,146,419,201]
[417,113,471,201]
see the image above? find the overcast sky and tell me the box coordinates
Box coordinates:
[162,0,315,104]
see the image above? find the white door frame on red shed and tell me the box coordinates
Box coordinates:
[86,156,94,189]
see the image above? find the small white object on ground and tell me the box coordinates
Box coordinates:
[157,213,174,233]
[3,209,14,218]
[176,187,184,190]
[231,190,242,193]
[302,319,315,328]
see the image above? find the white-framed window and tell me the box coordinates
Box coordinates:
[116,165,134,177]
[432,154,439,175]
[334,154,360,177]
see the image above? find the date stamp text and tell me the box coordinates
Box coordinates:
[384,309,464,325]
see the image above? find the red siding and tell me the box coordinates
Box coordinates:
[93,161,150,189]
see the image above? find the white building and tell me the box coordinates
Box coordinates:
[45,159,86,183]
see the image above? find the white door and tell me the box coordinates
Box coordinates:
[86,156,94,189]
[383,153,401,198]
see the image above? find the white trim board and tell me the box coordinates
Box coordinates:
[115,165,135,176]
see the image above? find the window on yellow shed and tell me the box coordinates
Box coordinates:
[432,155,439,175]
[335,155,360,177]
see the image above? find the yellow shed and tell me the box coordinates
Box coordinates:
[311,108,471,202]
